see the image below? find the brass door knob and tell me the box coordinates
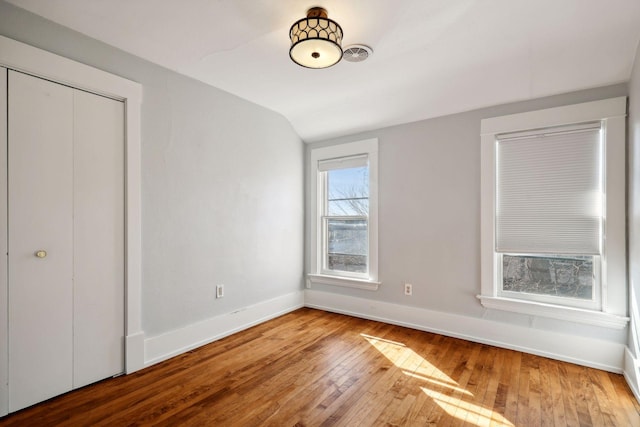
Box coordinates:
[35,250,47,258]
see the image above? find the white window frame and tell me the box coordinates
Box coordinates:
[479,97,629,329]
[319,170,368,280]
[308,139,380,290]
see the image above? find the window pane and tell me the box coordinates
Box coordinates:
[502,254,593,300]
[327,166,369,216]
[327,218,368,273]
[328,199,369,217]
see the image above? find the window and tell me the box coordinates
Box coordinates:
[495,123,602,310]
[480,98,628,328]
[308,139,379,290]
[322,161,369,275]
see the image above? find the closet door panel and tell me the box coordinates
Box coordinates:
[73,90,125,388]
[8,71,74,411]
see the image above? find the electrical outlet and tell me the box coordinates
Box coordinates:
[216,284,224,299]
[404,283,412,296]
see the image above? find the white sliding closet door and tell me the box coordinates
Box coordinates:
[6,70,124,412]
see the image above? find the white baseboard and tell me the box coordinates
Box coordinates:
[144,291,304,367]
[305,289,625,373]
[141,289,627,375]
[624,347,640,402]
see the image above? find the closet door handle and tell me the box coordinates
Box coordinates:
[35,250,47,258]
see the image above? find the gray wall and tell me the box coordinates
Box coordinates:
[0,1,304,337]
[629,38,640,354]
[1,0,633,348]
[307,84,629,343]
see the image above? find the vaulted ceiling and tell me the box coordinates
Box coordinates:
[8,0,640,142]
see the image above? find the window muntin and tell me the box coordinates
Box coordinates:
[321,165,370,277]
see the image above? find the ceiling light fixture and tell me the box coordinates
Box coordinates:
[289,7,343,69]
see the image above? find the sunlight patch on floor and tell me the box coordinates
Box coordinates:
[403,371,473,396]
[422,387,514,426]
[362,333,514,426]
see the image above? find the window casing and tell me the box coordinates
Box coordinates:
[308,139,379,290]
[479,98,628,328]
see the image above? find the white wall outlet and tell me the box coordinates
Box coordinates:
[404,283,412,296]
[216,284,224,299]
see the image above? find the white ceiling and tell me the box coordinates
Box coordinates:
[8,0,640,142]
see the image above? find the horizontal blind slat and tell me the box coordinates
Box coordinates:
[496,127,602,254]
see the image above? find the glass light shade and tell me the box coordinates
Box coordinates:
[289,9,343,69]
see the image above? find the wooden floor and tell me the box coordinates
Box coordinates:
[1,308,639,426]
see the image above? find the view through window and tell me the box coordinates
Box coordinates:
[324,166,369,274]
[502,254,594,300]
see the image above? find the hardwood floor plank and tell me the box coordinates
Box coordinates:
[367,328,444,426]
[466,348,498,426]
[503,350,522,424]
[458,345,496,427]
[538,357,558,427]
[438,342,483,427]
[376,329,443,426]
[527,355,542,427]
[0,308,637,427]
[558,362,581,427]
[301,327,400,425]
[414,337,470,426]
[586,368,622,427]
[515,353,532,427]
[565,363,595,427]
[386,393,418,426]
[400,334,450,425]
[333,331,451,426]
[579,365,605,427]
[476,346,505,427]
[608,372,640,427]
[327,340,416,425]
[491,348,516,427]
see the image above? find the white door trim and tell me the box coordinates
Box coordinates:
[0,35,144,417]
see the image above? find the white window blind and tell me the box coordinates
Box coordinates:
[318,154,368,172]
[495,124,602,255]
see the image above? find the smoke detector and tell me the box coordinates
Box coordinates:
[342,44,373,63]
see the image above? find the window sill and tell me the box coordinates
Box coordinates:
[307,274,381,291]
[477,295,629,329]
